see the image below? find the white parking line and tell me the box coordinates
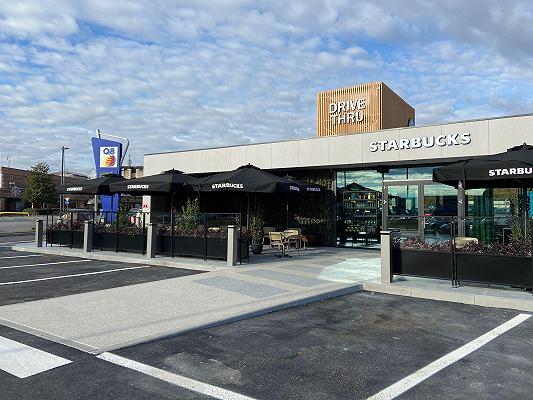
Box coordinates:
[0,336,71,378]
[366,313,531,400]
[0,241,34,245]
[0,266,148,285]
[0,254,41,259]
[98,352,257,400]
[0,260,89,270]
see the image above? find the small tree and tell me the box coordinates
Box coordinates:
[250,202,264,245]
[21,162,57,209]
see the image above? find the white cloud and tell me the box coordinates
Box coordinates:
[0,1,532,173]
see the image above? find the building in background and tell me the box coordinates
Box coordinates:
[0,166,89,211]
[121,165,144,179]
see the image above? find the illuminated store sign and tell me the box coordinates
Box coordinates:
[369,133,471,152]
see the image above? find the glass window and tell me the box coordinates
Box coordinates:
[423,184,457,216]
[383,168,407,180]
[407,166,439,180]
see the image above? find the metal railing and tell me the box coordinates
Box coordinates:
[44,210,248,262]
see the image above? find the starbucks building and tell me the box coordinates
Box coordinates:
[144,82,533,247]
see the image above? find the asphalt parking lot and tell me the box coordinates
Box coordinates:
[0,248,203,305]
[1,290,531,400]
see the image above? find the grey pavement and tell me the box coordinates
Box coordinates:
[114,291,533,400]
[0,216,35,236]
[0,246,376,353]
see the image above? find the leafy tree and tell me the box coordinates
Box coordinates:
[21,162,57,208]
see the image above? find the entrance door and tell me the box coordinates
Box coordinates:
[383,180,458,241]
[384,184,419,238]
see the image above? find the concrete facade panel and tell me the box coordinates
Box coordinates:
[271,141,300,169]
[245,144,272,169]
[488,115,533,153]
[326,135,364,167]
[298,138,329,167]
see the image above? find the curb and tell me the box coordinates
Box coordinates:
[363,282,533,312]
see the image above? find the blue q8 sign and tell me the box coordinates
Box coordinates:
[91,137,122,213]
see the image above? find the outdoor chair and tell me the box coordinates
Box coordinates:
[283,229,306,250]
[454,236,479,249]
[263,226,276,246]
[269,231,287,257]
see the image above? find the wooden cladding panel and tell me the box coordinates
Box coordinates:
[381,83,415,130]
[316,82,415,137]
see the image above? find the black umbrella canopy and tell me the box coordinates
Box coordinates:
[109,169,201,195]
[284,175,325,193]
[433,143,533,189]
[57,174,126,195]
[195,164,301,193]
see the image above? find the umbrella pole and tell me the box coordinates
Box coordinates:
[171,191,175,258]
[246,193,250,229]
[286,198,289,229]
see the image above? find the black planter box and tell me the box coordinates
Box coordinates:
[206,238,227,259]
[456,253,532,288]
[239,240,249,262]
[118,233,146,254]
[94,232,116,251]
[47,229,83,248]
[392,248,453,280]
[94,232,145,253]
[157,236,206,258]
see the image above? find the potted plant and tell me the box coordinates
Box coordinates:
[250,205,264,255]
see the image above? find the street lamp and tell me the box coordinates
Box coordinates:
[60,146,69,212]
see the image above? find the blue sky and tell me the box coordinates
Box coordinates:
[1,0,533,174]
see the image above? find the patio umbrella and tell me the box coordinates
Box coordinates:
[194,165,302,227]
[194,164,302,193]
[57,173,126,195]
[109,169,201,196]
[432,143,533,189]
[109,169,202,258]
[283,175,326,227]
[284,175,325,193]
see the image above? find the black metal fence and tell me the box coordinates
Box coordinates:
[389,215,533,290]
[45,210,248,262]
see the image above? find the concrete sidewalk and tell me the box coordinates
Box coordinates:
[1,246,380,354]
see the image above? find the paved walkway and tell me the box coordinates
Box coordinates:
[1,245,380,353]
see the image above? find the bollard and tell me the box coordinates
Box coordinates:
[35,219,43,247]
[146,223,157,259]
[84,220,94,252]
[380,231,393,284]
[227,225,238,267]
